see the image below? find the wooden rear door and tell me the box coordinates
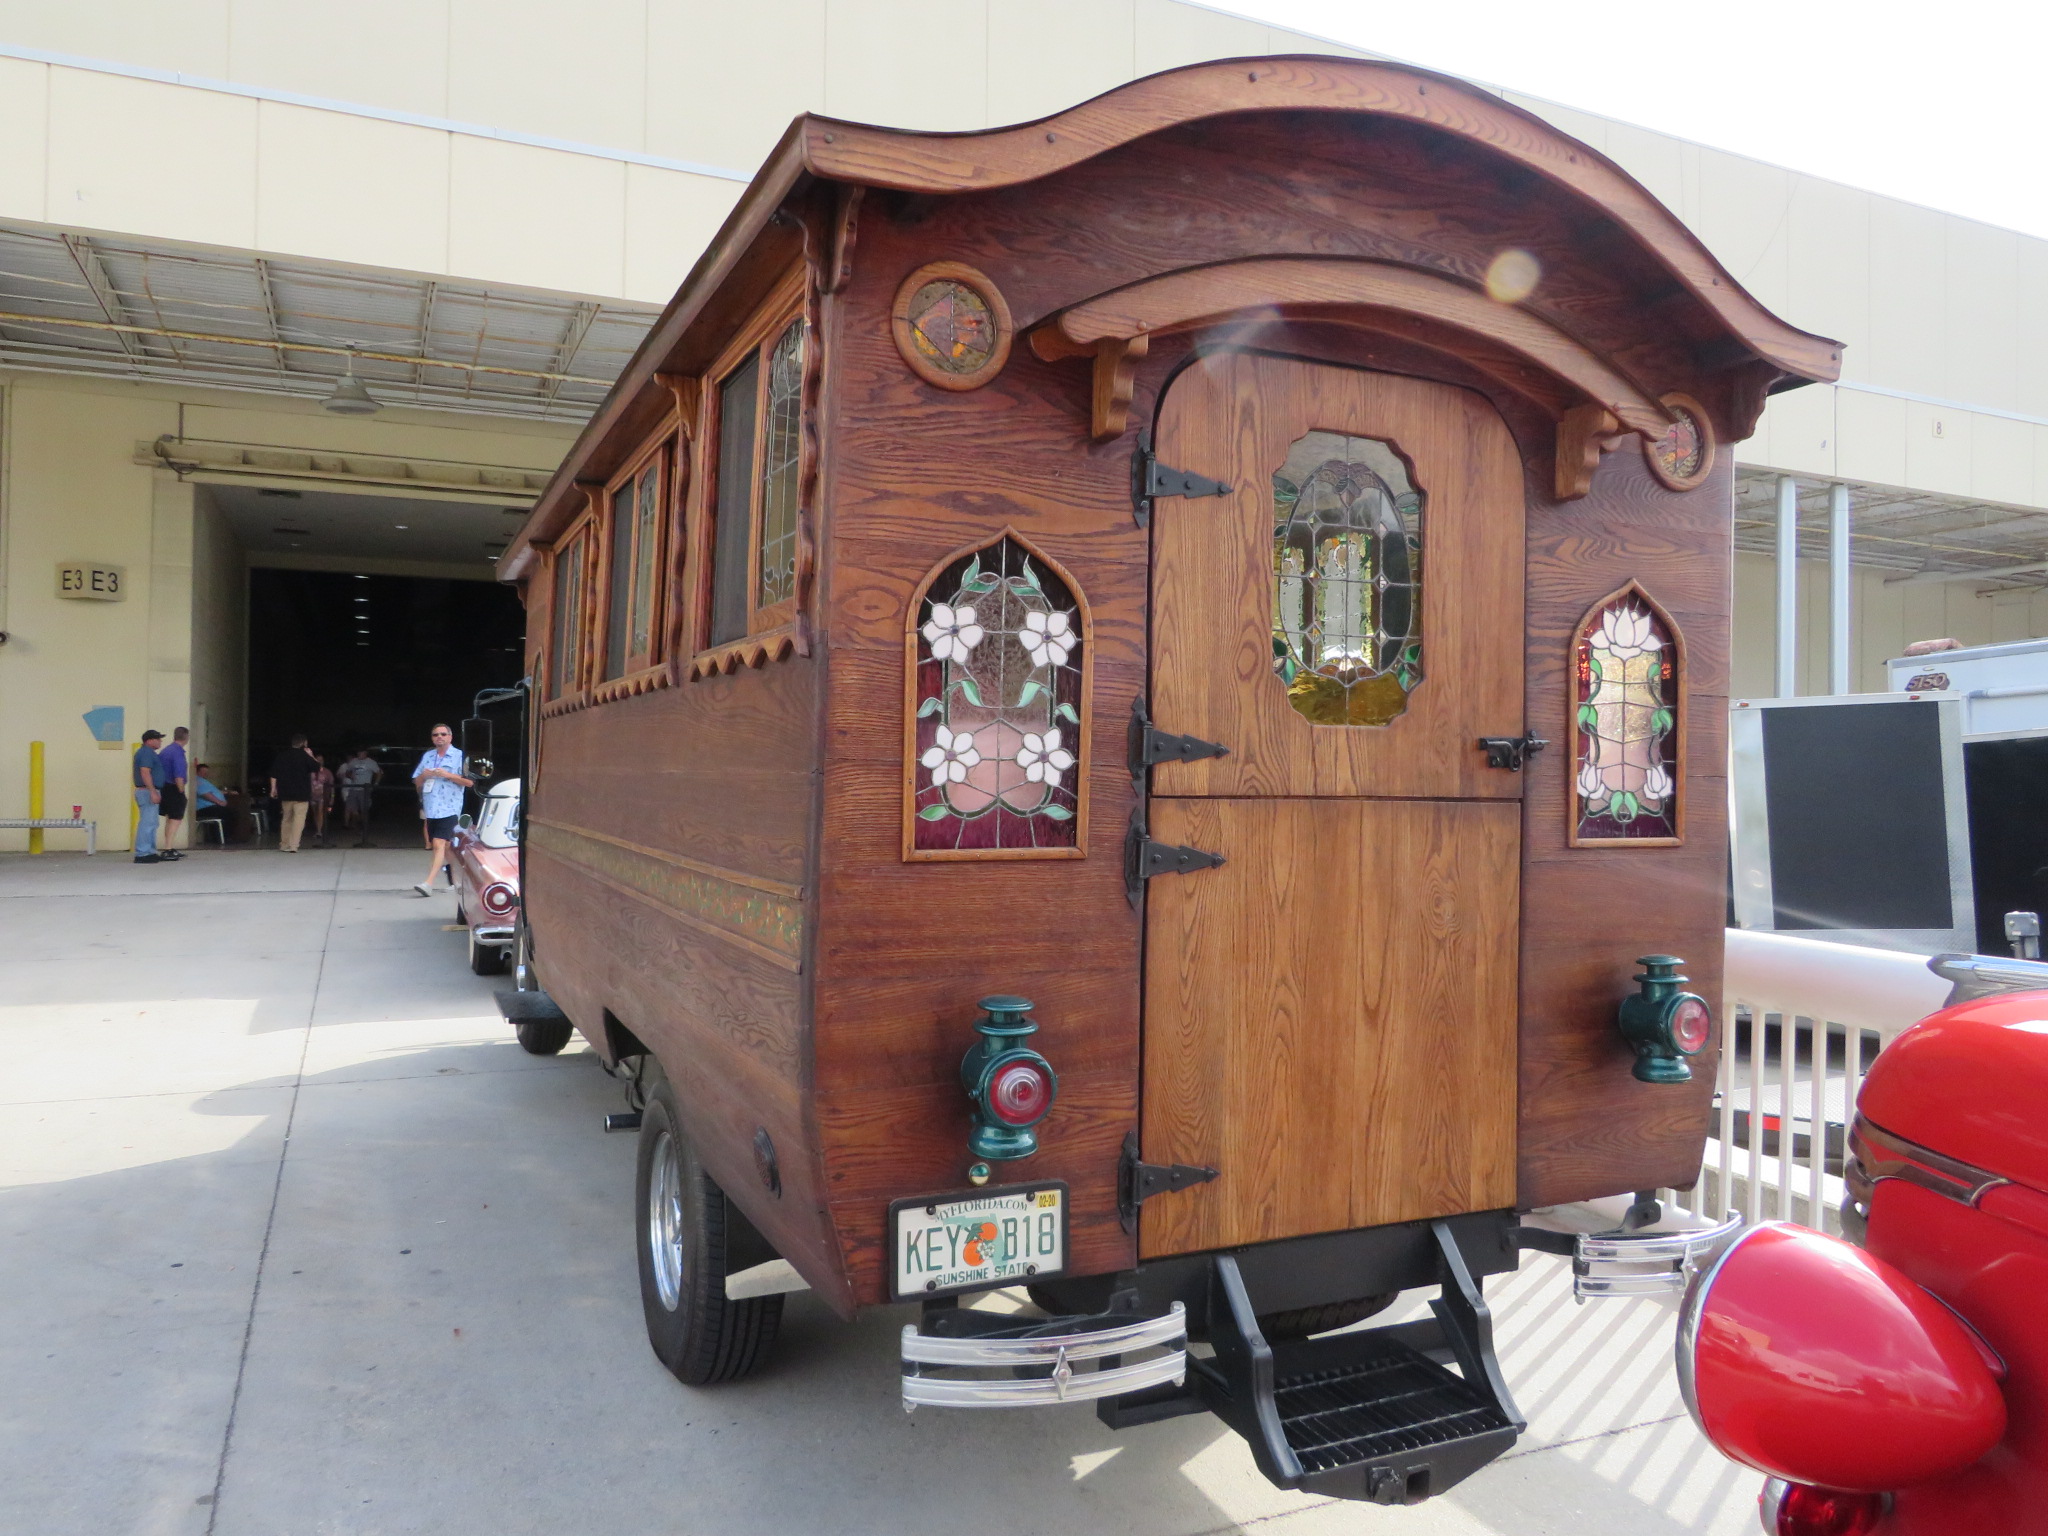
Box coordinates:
[1139,352,1525,1258]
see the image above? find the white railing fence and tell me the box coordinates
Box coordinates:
[1661,931,1953,1235]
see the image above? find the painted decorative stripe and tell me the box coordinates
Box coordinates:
[528,820,803,966]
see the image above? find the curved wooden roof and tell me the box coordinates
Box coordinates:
[799,55,1840,386]
[507,54,1839,576]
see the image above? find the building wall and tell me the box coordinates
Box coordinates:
[3,2,2041,516]
[0,371,574,850]
[1730,551,2048,700]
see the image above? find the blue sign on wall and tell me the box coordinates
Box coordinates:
[83,705,124,748]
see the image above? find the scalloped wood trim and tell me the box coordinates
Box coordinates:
[590,667,673,707]
[688,624,800,680]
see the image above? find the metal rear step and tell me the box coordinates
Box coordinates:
[1191,1221,1524,1504]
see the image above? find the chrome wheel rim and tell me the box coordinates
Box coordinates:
[648,1129,685,1312]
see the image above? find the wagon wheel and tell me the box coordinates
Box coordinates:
[635,1079,783,1384]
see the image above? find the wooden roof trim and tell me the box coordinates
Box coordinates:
[1035,256,1671,437]
[797,55,1841,387]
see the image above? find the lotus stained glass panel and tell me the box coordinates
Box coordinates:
[911,538,1082,854]
[1271,430,1424,727]
[1573,590,1679,841]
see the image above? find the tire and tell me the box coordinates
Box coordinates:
[1258,1292,1398,1340]
[514,1018,573,1055]
[635,1080,782,1385]
[468,923,508,976]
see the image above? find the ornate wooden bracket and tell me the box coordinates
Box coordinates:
[1554,402,1628,502]
[824,184,863,295]
[1030,326,1149,443]
[654,372,699,439]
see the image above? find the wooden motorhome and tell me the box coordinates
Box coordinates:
[498,55,1838,1503]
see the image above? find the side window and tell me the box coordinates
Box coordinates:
[906,534,1086,859]
[549,529,589,700]
[709,355,759,647]
[1570,583,1682,845]
[756,320,803,609]
[705,309,806,652]
[603,447,667,680]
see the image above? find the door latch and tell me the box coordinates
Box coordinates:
[1128,698,1229,785]
[1118,1131,1220,1233]
[1123,808,1226,908]
[1131,429,1232,527]
[1476,735,1549,772]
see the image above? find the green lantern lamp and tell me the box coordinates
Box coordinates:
[960,995,1059,1163]
[1617,955,1714,1083]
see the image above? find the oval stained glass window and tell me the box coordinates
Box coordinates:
[1572,586,1680,842]
[909,537,1082,854]
[1271,430,1424,727]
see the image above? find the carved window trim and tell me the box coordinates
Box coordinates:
[900,529,1093,863]
[1567,581,1685,848]
[686,264,814,680]
[540,507,600,716]
[589,421,686,706]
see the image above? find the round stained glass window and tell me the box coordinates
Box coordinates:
[1644,394,1715,491]
[892,262,1013,391]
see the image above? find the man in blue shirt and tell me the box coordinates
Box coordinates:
[132,730,165,864]
[412,723,473,897]
[158,726,190,858]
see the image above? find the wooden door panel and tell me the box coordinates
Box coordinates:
[1150,352,1526,801]
[1139,797,1521,1258]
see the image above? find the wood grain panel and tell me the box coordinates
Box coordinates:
[1140,797,1520,1256]
[1514,449,1731,1207]
[1151,352,1526,801]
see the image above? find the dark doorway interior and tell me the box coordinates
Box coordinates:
[245,569,524,796]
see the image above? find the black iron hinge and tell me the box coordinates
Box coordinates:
[1130,429,1231,528]
[1476,734,1550,772]
[1124,808,1226,908]
[1128,698,1229,785]
[1118,1131,1219,1233]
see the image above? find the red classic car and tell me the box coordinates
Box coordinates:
[1678,956,2048,1536]
[452,778,521,977]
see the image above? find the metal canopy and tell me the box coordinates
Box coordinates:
[1736,468,2048,589]
[0,223,658,421]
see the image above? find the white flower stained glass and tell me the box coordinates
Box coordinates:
[1572,587,1680,842]
[910,537,1083,853]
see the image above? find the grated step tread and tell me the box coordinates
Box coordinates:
[1272,1338,1512,1475]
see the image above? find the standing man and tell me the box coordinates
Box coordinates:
[412,724,472,898]
[158,726,191,856]
[337,747,381,844]
[268,734,318,852]
[132,730,166,865]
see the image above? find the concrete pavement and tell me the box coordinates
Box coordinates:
[0,846,1764,1535]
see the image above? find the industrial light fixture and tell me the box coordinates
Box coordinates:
[322,345,381,416]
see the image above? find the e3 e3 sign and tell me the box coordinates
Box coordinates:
[56,562,124,601]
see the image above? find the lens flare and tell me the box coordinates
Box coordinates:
[1485,249,1541,304]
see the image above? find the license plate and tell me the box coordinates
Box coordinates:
[890,1183,1067,1300]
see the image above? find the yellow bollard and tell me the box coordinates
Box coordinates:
[28,741,44,855]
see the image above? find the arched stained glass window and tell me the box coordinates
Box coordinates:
[1272,430,1424,726]
[908,536,1084,857]
[1571,585,1681,844]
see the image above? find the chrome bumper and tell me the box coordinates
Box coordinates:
[901,1303,1188,1410]
[1573,1213,1745,1298]
[472,925,515,946]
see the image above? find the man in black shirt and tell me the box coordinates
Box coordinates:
[268,734,318,852]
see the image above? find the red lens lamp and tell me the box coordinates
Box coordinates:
[1760,1479,1887,1536]
[960,995,1059,1162]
